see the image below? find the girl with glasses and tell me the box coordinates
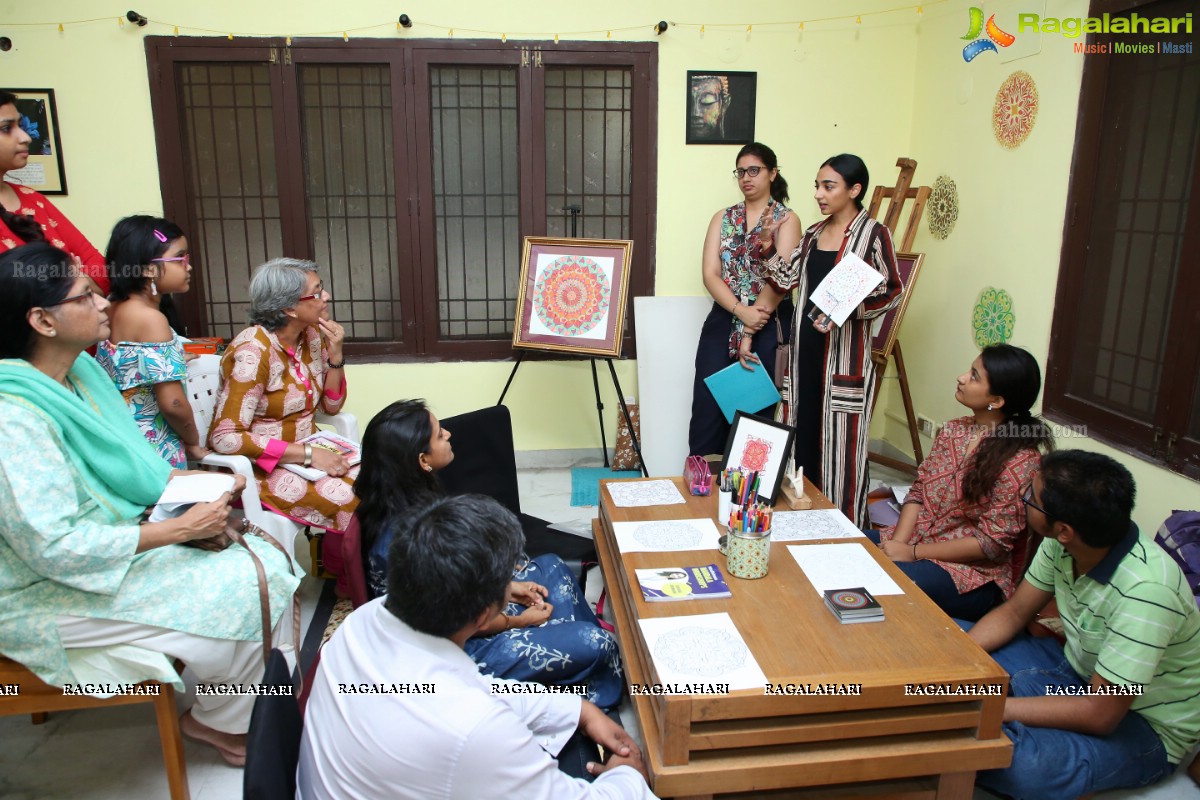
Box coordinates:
[97,215,207,468]
[688,142,801,457]
[0,90,109,294]
[866,345,1054,620]
[353,399,624,710]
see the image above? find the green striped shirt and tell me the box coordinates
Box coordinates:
[1027,527,1200,763]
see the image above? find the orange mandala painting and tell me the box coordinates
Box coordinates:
[993,70,1038,150]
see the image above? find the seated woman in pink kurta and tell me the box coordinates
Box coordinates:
[209,258,356,533]
[867,345,1053,621]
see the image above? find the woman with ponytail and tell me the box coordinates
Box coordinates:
[688,142,801,456]
[0,91,108,293]
[868,344,1053,620]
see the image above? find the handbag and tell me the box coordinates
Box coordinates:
[773,313,792,390]
[185,518,304,684]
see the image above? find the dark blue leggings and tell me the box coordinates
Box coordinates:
[864,529,1003,621]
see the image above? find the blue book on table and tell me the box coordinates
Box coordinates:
[703,357,781,424]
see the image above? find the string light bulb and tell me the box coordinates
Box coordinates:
[855,15,862,25]
[700,24,705,33]
[173,25,179,35]
[58,23,64,32]
[798,22,804,31]
[554,33,559,43]
[286,35,292,45]
[227,33,234,40]
[501,32,507,42]
[746,24,753,32]
[448,27,454,37]
[917,5,924,15]
[118,16,125,27]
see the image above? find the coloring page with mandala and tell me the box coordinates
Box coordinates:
[611,517,723,553]
[606,479,686,508]
[770,509,866,542]
[512,237,634,358]
[721,412,795,504]
[808,252,885,326]
[788,543,904,597]
[638,612,767,690]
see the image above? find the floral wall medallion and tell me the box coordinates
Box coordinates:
[972,287,1015,347]
[928,175,959,240]
[993,70,1038,149]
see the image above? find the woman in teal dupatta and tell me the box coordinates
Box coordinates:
[0,243,301,766]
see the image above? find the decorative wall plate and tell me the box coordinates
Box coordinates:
[993,70,1038,149]
[928,175,959,240]
[972,287,1015,347]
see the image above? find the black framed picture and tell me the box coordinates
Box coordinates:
[7,89,68,194]
[718,411,796,504]
[686,70,757,145]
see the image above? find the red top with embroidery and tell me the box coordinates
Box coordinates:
[0,182,109,294]
[880,416,1041,598]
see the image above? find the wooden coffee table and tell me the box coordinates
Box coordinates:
[595,477,1011,799]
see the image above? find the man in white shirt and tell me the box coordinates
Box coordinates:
[297,494,657,799]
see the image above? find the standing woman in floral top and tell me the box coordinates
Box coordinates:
[867,344,1053,620]
[209,258,356,534]
[688,142,801,457]
[97,216,207,468]
[0,90,108,293]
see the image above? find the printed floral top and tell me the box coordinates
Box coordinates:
[718,201,791,357]
[879,416,1041,598]
[0,182,109,294]
[96,334,189,468]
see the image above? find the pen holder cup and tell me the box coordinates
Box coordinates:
[721,526,772,580]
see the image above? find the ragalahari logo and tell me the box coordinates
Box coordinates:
[962,7,1016,62]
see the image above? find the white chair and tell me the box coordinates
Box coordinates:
[185,354,359,549]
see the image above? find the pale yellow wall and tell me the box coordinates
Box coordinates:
[885,0,1200,534]
[2,0,915,453]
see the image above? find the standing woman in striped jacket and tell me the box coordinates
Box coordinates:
[753,154,902,525]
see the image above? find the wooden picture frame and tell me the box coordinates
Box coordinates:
[686,70,756,145]
[872,251,925,361]
[5,89,68,194]
[512,236,634,358]
[718,411,796,504]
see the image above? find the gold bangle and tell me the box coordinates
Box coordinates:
[502,613,511,630]
[912,543,919,561]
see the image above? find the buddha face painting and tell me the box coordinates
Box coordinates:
[689,74,730,141]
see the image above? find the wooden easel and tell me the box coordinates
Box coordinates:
[866,158,930,476]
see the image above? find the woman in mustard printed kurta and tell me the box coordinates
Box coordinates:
[210,258,357,533]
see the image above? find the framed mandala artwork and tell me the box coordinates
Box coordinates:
[718,411,795,504]
[512,236,634,357]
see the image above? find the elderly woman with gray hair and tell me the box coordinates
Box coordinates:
[209,258,356,533]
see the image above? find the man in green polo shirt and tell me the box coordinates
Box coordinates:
[967,450,1200,799]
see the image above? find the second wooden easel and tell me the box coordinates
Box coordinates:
[866,158,930,476]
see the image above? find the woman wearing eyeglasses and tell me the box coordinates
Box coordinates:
[688,142,801,457]
[867,345,1053,620]
[354,399,624,709]
[209,258,355,534]
[0,90,109,294]
[97,216,206,468]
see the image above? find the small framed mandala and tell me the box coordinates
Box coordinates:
[993,70,1039,149]
[512,236,634,357]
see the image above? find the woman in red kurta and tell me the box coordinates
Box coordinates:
[209,258,355,533]
[867,345,1054,620]
[0,91,108,293]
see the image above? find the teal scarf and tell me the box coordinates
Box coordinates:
[0,354,172,521]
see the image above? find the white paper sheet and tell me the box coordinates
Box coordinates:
[638,612,767,691]
[809,252,885,326]
[150,473,236,522]
[788,543,905,596]
[612,517,723,553]
[893,484,912,503]
[605,479,686,507]
[770,509,866,541]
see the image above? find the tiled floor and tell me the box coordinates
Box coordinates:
[1,464,1195,799]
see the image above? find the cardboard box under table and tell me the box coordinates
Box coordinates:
[595,476,1011,800]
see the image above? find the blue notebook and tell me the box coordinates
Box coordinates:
[703,357,781,424]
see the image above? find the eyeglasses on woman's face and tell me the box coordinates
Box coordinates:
[297,281,328,303]
[732,166,764,179]
[44,286,101,308]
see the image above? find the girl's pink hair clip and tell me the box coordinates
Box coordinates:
[153,229,168,243]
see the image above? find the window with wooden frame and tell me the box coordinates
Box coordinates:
[1045,0,1200,479]
[145,38,657,360]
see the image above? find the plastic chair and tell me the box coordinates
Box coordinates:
[0,656,190,799]
[186,354,359,548]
